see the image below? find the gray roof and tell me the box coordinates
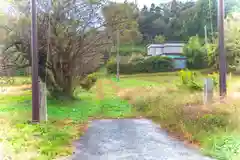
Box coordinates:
[147,43,185,48]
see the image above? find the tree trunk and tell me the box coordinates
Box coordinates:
[38,63,74,100]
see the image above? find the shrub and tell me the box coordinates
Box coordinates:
[142,56,174,72]
[79,73,97,91]
[178,70,219,91]
[128,54,145,64]
[178,69,203,91]
[106,56,174,74]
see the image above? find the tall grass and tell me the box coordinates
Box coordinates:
[116,82,240,160]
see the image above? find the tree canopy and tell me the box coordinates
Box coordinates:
[137,0,239,42]
[3,0,114,99]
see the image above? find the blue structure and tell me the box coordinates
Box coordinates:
[164,55,187,69]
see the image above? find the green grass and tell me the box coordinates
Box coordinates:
[201,132,240,160]
[111,72,240,160]
[111,77,159,88]
[0,80,134,160]
[115,44,146,56]
[3,72,240,159]
[0,76,31,86]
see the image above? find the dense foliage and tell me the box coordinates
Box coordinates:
[154,35,166,44]
[225,13,240,70]
[138,0,240,42]
[106,56,174,74]
[101,0,239,46]
[2,0,113,99]
[206,13,240,71]
[1,0,240,98]
[183,35,208,69]
[102,0,240,72]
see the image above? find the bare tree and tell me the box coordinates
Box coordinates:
[2,0,113,99]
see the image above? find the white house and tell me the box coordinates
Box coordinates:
[147,43,185,56]
[147,43,186,69]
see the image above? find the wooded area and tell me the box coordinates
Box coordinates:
[0,0,240,99]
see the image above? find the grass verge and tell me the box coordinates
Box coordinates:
[110,74,240,160]
[0,80,135,160]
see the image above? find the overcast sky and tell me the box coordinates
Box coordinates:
[0,0,9,13]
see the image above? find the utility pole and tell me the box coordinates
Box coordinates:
[208,0,214,42]
[204,25,209,58]
[204,25,208,45]
[31,0,40,123]
[218,0,227,97]
[116,30,120,81]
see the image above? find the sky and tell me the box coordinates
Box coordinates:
[0,0,12,14]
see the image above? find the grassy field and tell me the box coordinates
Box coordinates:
[1,71,240,160]
[112,72,240,160]
[0,78,135,160]
[118,44,146,56]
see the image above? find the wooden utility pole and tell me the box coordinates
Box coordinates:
[218,0,227,97]
[31,0,40,123]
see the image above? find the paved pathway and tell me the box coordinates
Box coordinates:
[71,119,214,160]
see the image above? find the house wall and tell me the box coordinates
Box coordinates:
[148,47,163,56]
[163,46,183,54]
[147,45,184,56]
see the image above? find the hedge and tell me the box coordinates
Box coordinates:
[106,56,174,74]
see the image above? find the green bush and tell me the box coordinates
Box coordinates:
[197,114,228,131]
[106,56,174,74]
[79,73,98,91]
[183,35,208,69]
[178,69,203,91]
[128,54,145,64]
[178,70,219,91]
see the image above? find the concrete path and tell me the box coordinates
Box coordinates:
[71,119,214,160]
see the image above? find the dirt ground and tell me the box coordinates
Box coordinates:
[0,84,31,95]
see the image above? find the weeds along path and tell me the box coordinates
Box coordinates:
[69,79,214,159]
[71,119,214,160]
